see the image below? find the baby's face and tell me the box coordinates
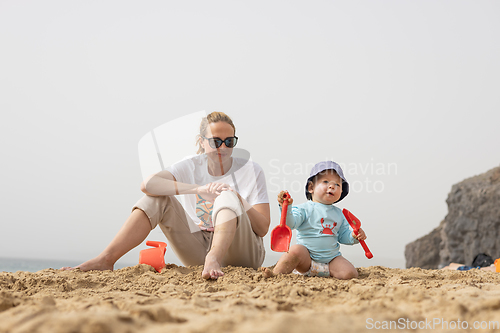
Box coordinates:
[308,170,342,205]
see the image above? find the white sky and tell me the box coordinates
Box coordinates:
[1,1,499,269]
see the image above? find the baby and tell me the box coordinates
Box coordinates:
[264,161,366,279]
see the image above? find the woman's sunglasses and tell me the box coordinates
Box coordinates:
[202,136,238,149]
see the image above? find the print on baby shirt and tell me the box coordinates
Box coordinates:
[320,218,337,235]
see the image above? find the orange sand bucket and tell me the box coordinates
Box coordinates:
[495,258,500,273]
[139,241,167,272]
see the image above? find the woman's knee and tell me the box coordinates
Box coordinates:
[133,195,182,230]
[214,190,239,207]
[213,191,243,223]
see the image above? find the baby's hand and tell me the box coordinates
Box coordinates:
[352,227,367,241]
[277,191,293,206]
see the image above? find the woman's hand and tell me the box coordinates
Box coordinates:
[196,182,231,203]
[352,227,367,241]
[277,190,293,207]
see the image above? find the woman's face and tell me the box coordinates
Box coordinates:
[200,121,235,163]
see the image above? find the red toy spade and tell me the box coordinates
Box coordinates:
[271,192,293,252]
[342,209,373,259]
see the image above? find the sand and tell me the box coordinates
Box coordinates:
[1,264,500,333]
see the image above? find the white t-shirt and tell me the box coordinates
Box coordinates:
[166,154,269,231]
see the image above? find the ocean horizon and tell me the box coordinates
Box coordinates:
[0,254,406,273]
[0,257,136,273]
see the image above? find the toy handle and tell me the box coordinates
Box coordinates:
[351,226,373,259]
[359,240,373,259]
[146,241,167,253]
[280,192,290,227]
[350,229,371,259]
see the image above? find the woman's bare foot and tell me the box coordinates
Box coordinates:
[60,256,114,272]
[202,254,224,280]
[261,267,274,279]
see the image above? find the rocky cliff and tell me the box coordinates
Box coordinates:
[405,165,500,269]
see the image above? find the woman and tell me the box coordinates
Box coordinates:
[63,112,270,279]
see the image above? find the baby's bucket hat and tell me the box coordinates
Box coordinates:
[305,161,349,202]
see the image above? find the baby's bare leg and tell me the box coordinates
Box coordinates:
[328,255,358,280]
[263,245,311,278]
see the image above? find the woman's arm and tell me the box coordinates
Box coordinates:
[247,203,271,237]
[141,170,197,196]
[231,190,270,237]
[141,170,230,203]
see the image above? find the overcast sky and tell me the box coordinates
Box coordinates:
[1,1,499,269]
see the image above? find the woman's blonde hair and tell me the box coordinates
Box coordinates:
[196,112,236,154]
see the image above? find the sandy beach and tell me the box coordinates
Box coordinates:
[1,264,500,333]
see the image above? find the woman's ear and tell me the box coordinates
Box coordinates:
[198,136,205,152]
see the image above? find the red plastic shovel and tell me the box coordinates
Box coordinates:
[342,209,373,259]
[271,192,292,252]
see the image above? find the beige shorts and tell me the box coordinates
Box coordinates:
[133,191,265,269]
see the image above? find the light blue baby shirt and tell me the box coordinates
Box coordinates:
[284,201,358,263]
